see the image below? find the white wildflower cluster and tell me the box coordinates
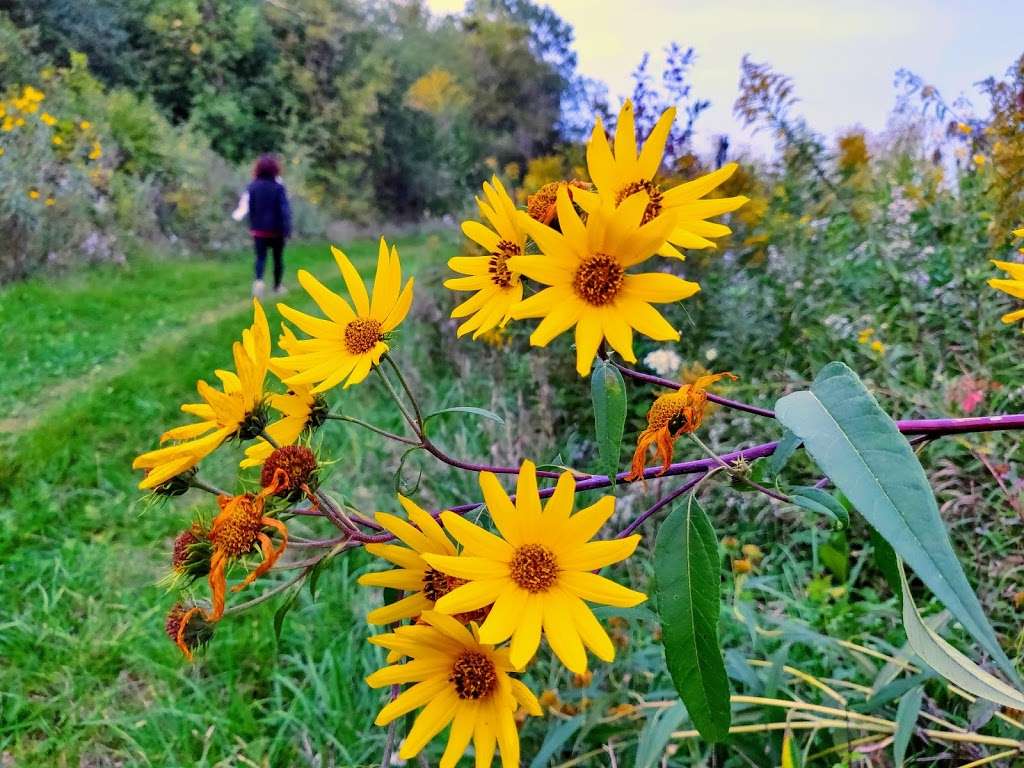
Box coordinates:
[643,347,683,378]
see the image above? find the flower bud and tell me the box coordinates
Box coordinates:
[152,466,197,497]
[171,523,212,582]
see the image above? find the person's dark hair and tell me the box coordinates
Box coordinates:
[253,154,282,180]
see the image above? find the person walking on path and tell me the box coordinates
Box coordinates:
[233,154,292,298]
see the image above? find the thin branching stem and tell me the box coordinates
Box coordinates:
[612,361,776,418]
[688,433,791,504]
[189,476,228,496]
[222,567,310,617]
[325,413,419,445]
[384,354,424,426]
[616,473,708,538]
[374,365,422,436]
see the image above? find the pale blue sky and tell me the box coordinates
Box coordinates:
[425,0,1024,157]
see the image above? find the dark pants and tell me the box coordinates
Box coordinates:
[253,236,284,288]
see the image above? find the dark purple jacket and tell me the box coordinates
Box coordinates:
[247,177,292,238]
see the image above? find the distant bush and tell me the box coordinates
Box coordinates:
[0,16,326,283]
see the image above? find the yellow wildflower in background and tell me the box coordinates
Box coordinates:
[40,112,56,126]
[989,238,1024,326]
[133,300,271,489]
[423,460,646,673]
[27,189,39,200]
[974,153,987,167]
[573,100,748,259]
[89,140,102,160]
[12,85,43,113]
[365,611,542,768]
[857,327,886,354]
[274,239,413,391]
[510,186,698,375]
[957,122,973,134]
[51,135,63,146]
[446,176,525,339]
[44,197,55,207]
[79,120,91,130]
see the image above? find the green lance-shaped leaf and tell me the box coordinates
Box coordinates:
[789,486,850,530]
[892,683,923,767]
[897,560,1024,709]
[654,494,731,742]
[422,406,505,435]
[775,362,1019,683]
[591,360,627,484]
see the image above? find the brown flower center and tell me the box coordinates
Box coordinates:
[422,567,467,602]
[615,179,663,225]
[450,650,498,700]
[422,567,490,623]
[488,240,520,289]
[573,254,624,306]
[344,318,382,355]
[210,495,263,557]
[509,543,559,593]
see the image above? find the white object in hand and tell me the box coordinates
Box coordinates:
[231,191,249,222]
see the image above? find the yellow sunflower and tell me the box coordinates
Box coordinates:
[509,186,698,376]
[573,100,748,259]
[133,300,271,490]
[988,233,1024,327]
[446,176,525,338]
[365,611,541,768]
[358,495,491,625]
[422,460,646,674]
[273,239,413,392]
[241,325,327,468]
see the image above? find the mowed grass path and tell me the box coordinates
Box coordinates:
[0,235,491,767]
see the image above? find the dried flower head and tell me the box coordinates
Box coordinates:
[260,444,318,499]
[526,179,591,226]
[627,372,737,480]
[165,602,215,659]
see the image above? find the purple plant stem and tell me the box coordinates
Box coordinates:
[319,412,1024,545]
[612,362,776,418]
[616,474,707,538]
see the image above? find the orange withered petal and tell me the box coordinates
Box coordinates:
[626,371,737,481]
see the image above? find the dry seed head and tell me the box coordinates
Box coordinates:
[615,178,663,225]
[172,523,212,580]
[165,603,214,650]
[261,444,318,498]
